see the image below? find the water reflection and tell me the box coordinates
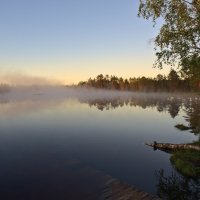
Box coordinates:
[0,91,200,198]
[183,100,200,134]
[81,95,181,113]
[80,95,200,130]
[0,89,200,121]
[82,94,200,194]
[155,169,200,200]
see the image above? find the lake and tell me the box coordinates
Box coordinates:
[0,87,199,199]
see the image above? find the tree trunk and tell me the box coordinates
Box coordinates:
[145,141,200,152]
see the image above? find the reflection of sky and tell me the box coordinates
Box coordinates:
[0,96,198,194]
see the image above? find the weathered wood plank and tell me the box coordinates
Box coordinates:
[66,159,160,200]
[101,179,160,200]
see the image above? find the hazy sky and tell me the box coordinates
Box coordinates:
[0,0,169,84]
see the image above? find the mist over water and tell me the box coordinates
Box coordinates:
[1,83,198,101]
[0,72,60,86]
[0,86,199,199]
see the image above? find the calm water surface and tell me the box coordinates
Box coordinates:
[0,89,199,199]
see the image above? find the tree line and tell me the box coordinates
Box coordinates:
[78,69,199,92]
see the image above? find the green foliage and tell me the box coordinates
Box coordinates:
[138,0,200,71]
[181,56,200,90]
[170,149,200,178]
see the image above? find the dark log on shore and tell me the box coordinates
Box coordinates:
[145,141,200,152]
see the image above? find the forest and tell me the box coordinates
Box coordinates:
[78,69,200,92]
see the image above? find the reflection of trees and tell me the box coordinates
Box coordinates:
[167,99,181,118]
[84,96,200,198]
[184,100,200,134]
[83,95,200,136]
[175,98,200,135]
[87,99,126,111]
[155,169,200,200]
[85,97,172,112]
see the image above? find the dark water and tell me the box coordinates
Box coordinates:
[0,89,199,199]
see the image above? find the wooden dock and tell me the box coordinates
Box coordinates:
[99,178,160,200]
[64,159,160,200]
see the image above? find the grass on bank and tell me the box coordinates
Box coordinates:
[170,142,200,178]
[175,124,190,131]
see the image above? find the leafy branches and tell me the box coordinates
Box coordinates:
[138,0,200,69]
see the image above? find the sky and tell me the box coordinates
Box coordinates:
[0,0,170,84]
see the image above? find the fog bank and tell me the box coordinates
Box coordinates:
[0,84,199,103]
[0,72,60,86]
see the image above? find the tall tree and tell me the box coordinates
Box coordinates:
[138,0,200,71]
[167,69,180,91]
[181,55,200,89]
